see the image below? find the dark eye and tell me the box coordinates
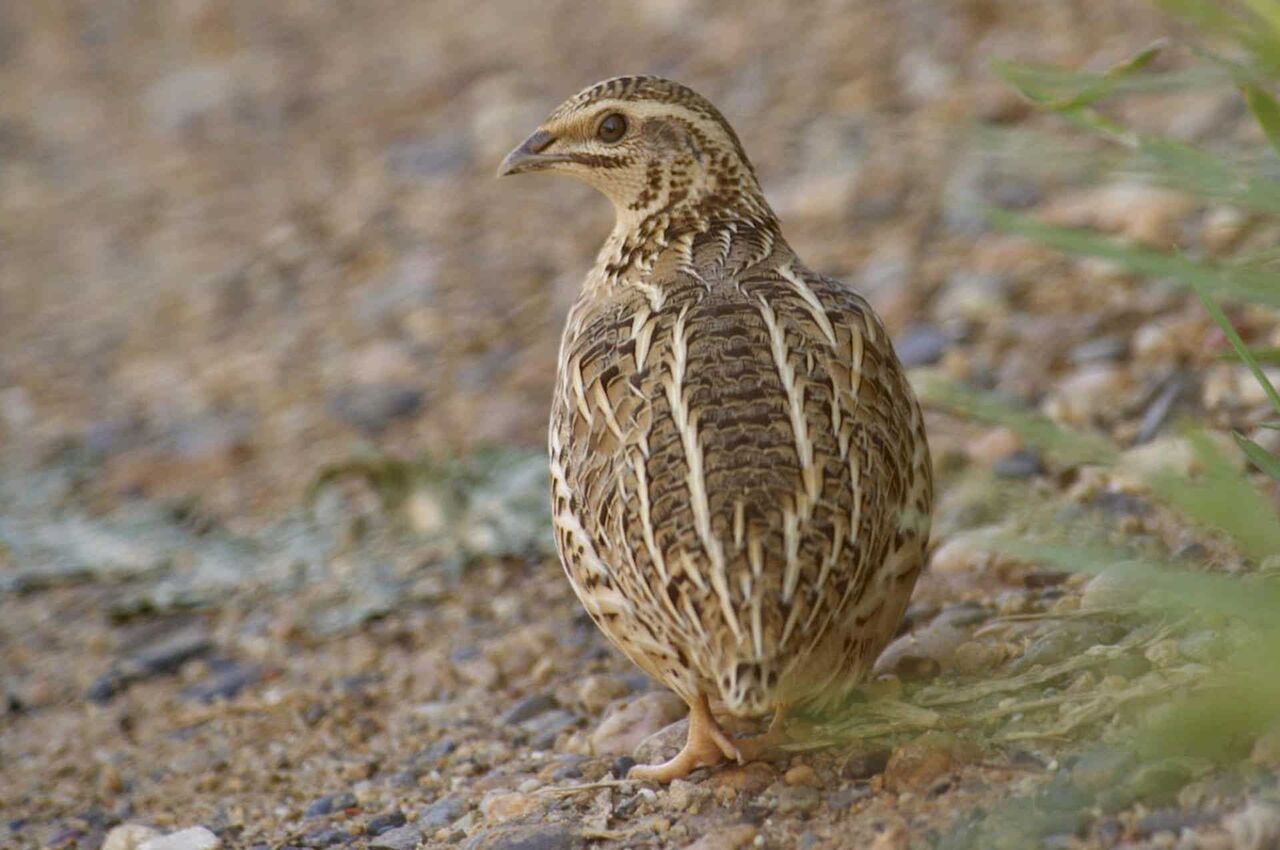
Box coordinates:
[596,113,627,143]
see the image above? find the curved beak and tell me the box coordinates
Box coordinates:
[497,129,562,177]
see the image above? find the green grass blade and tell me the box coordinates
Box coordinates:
[1243,83,1280,156]
[992,44,1166,112]
[1144,430,1280,559]
[1236,433,1280,480]
[1241,0,1280,36]
[1219,347,1280,365]
[911,371,1117,466]
[990,211,1280,307]
[1191,281,1280,414]
[1135,136,1280,215]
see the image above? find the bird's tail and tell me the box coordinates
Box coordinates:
[717,659,779,717]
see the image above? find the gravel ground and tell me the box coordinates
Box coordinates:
[4,2,1280,849]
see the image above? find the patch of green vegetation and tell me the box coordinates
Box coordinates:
[925,2,1280,844]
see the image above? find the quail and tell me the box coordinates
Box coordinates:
[499,76,932,782]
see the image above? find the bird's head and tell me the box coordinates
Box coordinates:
[498,76,769,227]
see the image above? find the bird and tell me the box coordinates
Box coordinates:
[498,76,932,782]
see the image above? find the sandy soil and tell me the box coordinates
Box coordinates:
[3,2,1279,848]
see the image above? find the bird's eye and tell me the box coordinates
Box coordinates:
[596,113,627,144]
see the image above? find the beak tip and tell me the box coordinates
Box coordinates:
[497,129,557,179]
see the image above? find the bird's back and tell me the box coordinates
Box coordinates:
[549,239,931,717]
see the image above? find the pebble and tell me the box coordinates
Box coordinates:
[682,824,758,850]
[1040,181,1194,245]
[783,764,820,787]
[299,826,349,847]
[1080,567,1148,611]
[951,640,1007,674]
[1135,808,1212,837]
[589,691,685,757]
[868,820,909,850]
[479,791,540,823]
[633,719,687,766]
[573,674,632,714]
[874,603,984,676]
[327,383,423,435]
[992,449,1043,479]
[842,747,892,780]
[966,427,1022,468]
[1127,760,1192,805]
[180,661,261,703]
[926,533,995,578]
[772,783,821,815]
[883,732,979,793]
[1043,364,1129,426]
[1116,434,1201,482]
[418,794,468,829]
[368,824,423,850]
[1225,800,1280,850]
[521,709,578,750]
[710,762,776,796]
[1039,773,1092,813]
[500,693,557,725]
[366,811,406,836]
[665,778,710,812]
[825,785,873,809]
[87,626,213,703]
[103,824,161,850]
[1069,335,1128,365]
[304,792,358,818]
[463,824,583,850]
[894,325,953,368]
[1011,630,1082,671]
[1134,374,1187,444]
[412,737,457,769]
[1250,727,1280,768]
[1143,638,1182,668]
[934,271,1010,323]
[137,827,222,850]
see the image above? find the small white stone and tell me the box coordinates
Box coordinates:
[138,826,221,850]
[1225,801,1280,850]
[103,824,160,850]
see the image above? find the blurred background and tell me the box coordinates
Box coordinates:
[3,2,1280,849]
[2,0,1184,518]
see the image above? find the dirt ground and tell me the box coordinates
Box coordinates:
[4,2,1280,849]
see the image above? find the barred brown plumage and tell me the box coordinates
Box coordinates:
[499,76,933,782]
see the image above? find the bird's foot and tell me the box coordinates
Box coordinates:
[629,694,741,782]
[733,706,792,764]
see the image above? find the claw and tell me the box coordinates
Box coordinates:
[628,694,736,782]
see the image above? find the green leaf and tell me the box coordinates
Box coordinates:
[1243,83,1280,156]
[1191,280,1280,414]
[1236,432,1280,480]
[1219,346,1280,365]
[910,371,1116,467]
[990,211,1280,308]
[1135,136,1280,216]
[992,43,1167,113]
[1241,0,1280,36]
[1144,430,1280,560]
[1157,0,1280,85]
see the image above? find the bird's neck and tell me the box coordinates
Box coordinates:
[593,186,782,293]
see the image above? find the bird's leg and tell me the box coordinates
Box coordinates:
[628,694,742,782]
[735,704,791,763]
